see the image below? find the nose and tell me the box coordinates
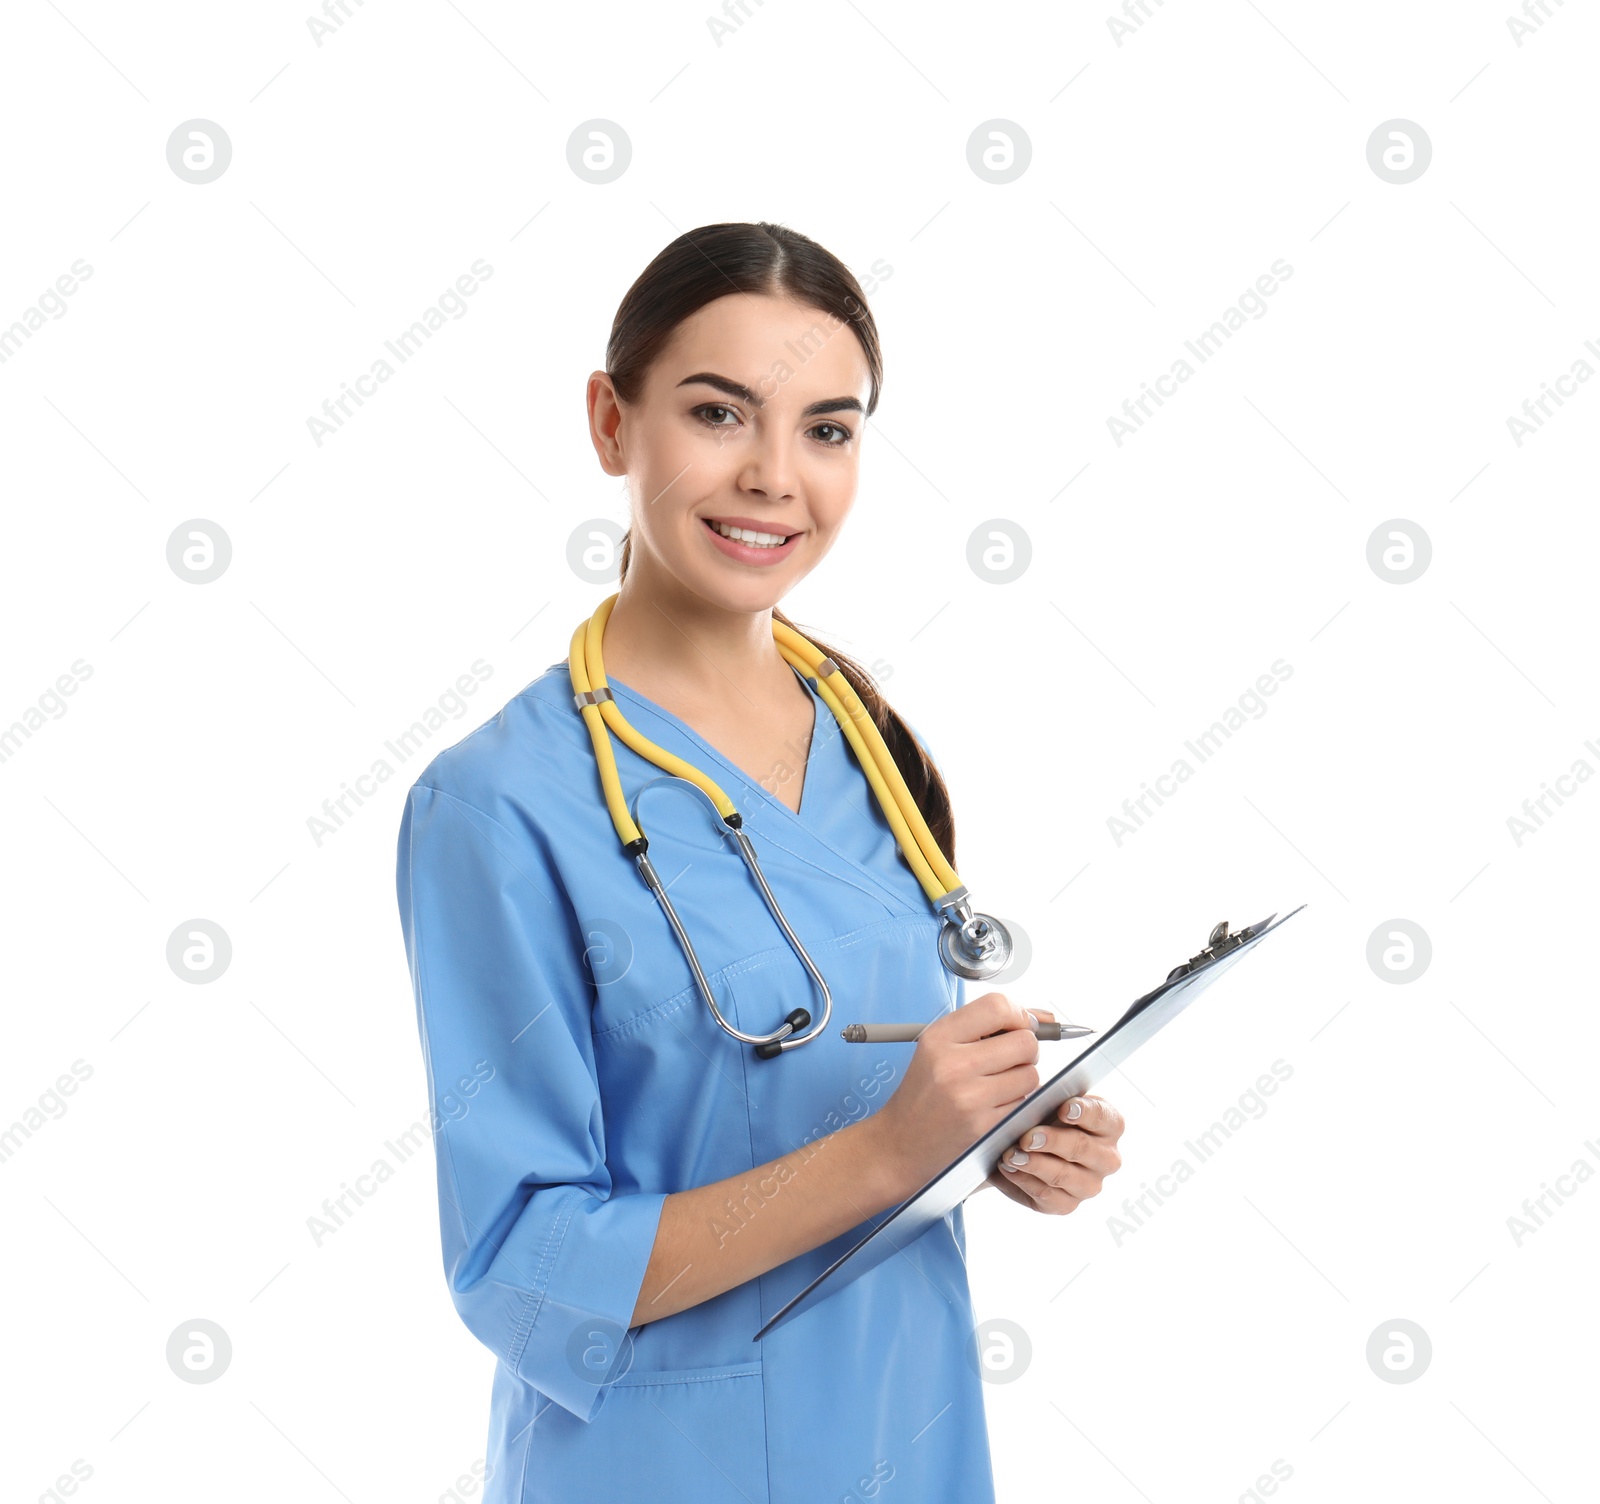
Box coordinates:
[736,428,801,501]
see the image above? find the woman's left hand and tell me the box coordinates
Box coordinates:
[979,1010,1126,1214]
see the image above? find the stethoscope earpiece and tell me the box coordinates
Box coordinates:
[754,1010,812,1060]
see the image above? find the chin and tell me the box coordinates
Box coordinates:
[687,569,794,612]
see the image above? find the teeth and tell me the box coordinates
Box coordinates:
[709,520,789,548]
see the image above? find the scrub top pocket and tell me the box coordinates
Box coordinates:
[521,1364,769,1504]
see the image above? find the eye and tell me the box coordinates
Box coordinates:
[693,405,853,446]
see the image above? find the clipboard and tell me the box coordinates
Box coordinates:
[752,903,1306,1341]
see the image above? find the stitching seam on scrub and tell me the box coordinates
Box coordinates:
[588,940,807,1043]
[413,784,565,916]
[733,818,923,916]
[411,823,543,1315]
[725,971,773,1504]
[515,1396,545,1503]
[504,1182,582,1384]
[409,788,587,1384]
[414,792,663,1432]
[425,1063,587,1407]
[610,1363,764,1388]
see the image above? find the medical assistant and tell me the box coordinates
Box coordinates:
[395,657,997,1504]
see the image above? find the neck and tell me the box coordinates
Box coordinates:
[599,559,793,707]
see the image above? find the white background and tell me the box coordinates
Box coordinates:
[2,1,1596,1500]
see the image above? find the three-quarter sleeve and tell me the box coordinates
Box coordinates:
[395,781,669,1423]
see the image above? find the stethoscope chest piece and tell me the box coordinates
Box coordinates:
[935,887,1014,981]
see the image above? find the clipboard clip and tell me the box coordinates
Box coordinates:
[1166,914,1277,981]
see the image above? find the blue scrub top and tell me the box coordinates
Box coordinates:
[395,657,997,1503]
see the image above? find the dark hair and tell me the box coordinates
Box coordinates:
[607,220,956,869]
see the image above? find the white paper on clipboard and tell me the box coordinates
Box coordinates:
[752,904,1307,1341]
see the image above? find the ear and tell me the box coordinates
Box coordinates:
[588,371,627,476]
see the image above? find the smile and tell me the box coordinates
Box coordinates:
[699,516,803,565]
[705,518,793,548]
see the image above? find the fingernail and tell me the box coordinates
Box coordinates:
[1007,1149,1029,1167]
[1066,1099,1083,1120]
[1000,1160,1018,1171]
[1027,1129,1046,1149]
[1024,1009,1038,1027]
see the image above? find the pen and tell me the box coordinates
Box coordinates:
[840,1020,1096,1043]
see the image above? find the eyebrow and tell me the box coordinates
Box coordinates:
[676,371,864,418]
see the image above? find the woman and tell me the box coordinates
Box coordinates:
[395,221,1126,1503]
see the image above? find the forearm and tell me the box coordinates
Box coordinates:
[630,1112,912,1326]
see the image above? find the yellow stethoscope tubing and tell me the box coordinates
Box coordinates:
[569,604,737,845]
[568,593,961,906]
[770,627,961,901]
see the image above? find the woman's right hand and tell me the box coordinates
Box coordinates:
[868,992,1042,1197]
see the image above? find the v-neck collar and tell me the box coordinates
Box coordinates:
[607,661,825,829]
[595,662,925,919]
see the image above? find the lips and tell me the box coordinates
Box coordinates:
[701,516,799,539]
[700,515,803,565]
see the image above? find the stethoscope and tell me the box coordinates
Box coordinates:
[568,593,1014,1058]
